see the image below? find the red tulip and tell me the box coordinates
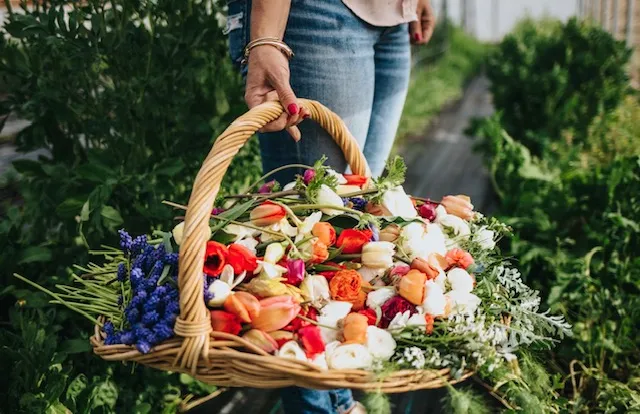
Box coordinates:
[343,174,369,187]
[210,310,242,335]
[250,201,287,227]
[298,325,325,358]
[204,241,228,277]
[336,229,372,254]
[228,243,258,274]
[251,296,301,332]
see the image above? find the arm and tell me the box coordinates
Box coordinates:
[245,0,308,140]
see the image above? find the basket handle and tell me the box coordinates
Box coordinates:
[174,99,370,373]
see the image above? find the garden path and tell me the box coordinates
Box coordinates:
[189,75,496,414]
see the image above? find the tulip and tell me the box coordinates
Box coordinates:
[411,253,448,280]
[357,308,378,325]
[389,265,411,277]
[245,278,305,302]
[418,202,437,222]
[285,259,306,286]
[203,241,228,277]
[228,243,258,274]
[380,186,418,218]
[327,344,373,370]
[342,312,369,344]
[251,295,301,332]
[440,195,474,221]
[366,286,396,309]
[224,291,261,323]
[379,224,401,243]
[258,180,277,194]
[210,310,242,335]
[361,241,395,269]
[358,266,384,283]
[264,242,285,264]
[312,222,336,246]
[242,329,278,353]
[447,268,475,293]
[250,201,287,227]
[207,279,233,307]
[277,340,308,361]
[235,237,259,255]
[445,248,474,270]
[317,184,345,216]
[366,326,396,360]
[336,228,372,254]
[298,325,326,358]
[343,174,369,187]
[398,269,427,305]
[308,239,329,264]
[303,169,316,184]
[270,330,295,348]
[300,275,331,306]
[422,280,447,316]
[336,184,361,196]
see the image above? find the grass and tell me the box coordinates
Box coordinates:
[396,26,488,142]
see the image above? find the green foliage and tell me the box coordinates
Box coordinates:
[472,20,640,409]
[487,17,632,155]
[0,0,258,411]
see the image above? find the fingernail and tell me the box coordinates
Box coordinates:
[287,103,299,115]
[303,114,310,119]
[414,33,422,42]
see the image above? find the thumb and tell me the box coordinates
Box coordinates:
[409,20,423,44]
[272,75,299,116]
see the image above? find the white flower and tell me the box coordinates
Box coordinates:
[447,268,474,293]
[475,226,496,250]
[407,311,427,327]
[366,287,396,309]
[317,184,344,216]
[438,214,471,238]
[281,182,300,199]
[446,291,481,314]
[261,218,298,242]
[172,221,212,245]
[361,241,395,269]
[357,266,385,283]
[381,186,418,218]
[434,205,448,222]
[387,310,412,332]
[234,237,259,255]
[295,211,322,242]
[326,344,373,370]
[318,301,353,343]
[401,222,447,260]
[366,326,396,360]
[278,341,308,361]
[336,184,361,195]
[300,275,330,306]
[264,243,285,263]
[223,223,258,242]
[311,352,328,370]
[433,271,447,291]
[326,169,348,184]
[206,280,232,307]
[254,243,288,279]
[422,280,447,316]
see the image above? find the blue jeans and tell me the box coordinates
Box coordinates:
[228,0,411,184]
[227,1,410,412]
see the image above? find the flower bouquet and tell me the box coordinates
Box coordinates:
[17,100,570,393]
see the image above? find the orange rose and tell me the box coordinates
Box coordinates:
[312,222,336,246]
[445,248,474,270]
[398,270,427,305]
[309,239,329,264]
[329,269,364,308]
[342,312,368,344]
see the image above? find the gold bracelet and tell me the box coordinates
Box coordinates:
[242,37,294,65]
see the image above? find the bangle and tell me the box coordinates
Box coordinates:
[242,37,294,65]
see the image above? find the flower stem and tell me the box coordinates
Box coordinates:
[289,204,363,216]
[296,315,337,331]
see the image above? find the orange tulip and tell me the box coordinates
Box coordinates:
[242,329,278,353]
[441,195,474,221]
[210,310,242,335]
[398,270,427,305]
[445,248,474,270]
[309,239,330,264]
[250,201,287,227]
[379,224,401,243]
[223,291,261,323]
[365,202,392,217]
[312,222,336,246]
[251,295,301,332]
[342,312,368,344]
[411,253,448,280]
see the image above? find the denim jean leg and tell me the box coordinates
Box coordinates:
[280,386,354,414]
[362,23,411,176]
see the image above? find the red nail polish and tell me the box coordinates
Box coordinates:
[414,33,422,42]
[287,103,299,115]
[303,114,310,119]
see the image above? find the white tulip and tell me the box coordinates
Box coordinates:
[446,291,481,315]
[295,211,323,242]
[317,184,345,216]
[278,341,308,361]
[422,280,447,316]
[207,280,232,307]
[361,241,395,269]
[475,226,496,250]
[327,344,373,370]
[438,214,471,238]
[261,218,298,242]
[300,275,331,306]
[264,243,285,264]
[254,261,288,279]
[366,326,396,360]
[234,237,259,255]
[358,266,385,283]
[366,287,396,309]
[381,186,418,218]
[447,268,475,293]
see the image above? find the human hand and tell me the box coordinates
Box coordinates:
[409,0,435,45]
[244,45,310,141]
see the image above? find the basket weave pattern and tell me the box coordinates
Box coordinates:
[91,99,473,392]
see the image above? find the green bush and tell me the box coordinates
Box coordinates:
[486,18,632,155]
[0,0,261,411]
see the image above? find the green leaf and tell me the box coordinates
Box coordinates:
[80,201,90,222]
[100,206,124,226]
[65,374,89,404]
[155,158,185,176]
[211,199,255,233]
[12,159,43,176]
[19,246,53,264]
[56,198,85,218]
[60,338,91,354]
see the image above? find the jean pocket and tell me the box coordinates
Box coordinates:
[225,0,248,69]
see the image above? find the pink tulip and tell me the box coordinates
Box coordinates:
[285,259,305,286]
[251,295,301,332]
[242,329,279,353]
[441,195,474,221]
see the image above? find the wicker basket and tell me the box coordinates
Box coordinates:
[91,99,473,393]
